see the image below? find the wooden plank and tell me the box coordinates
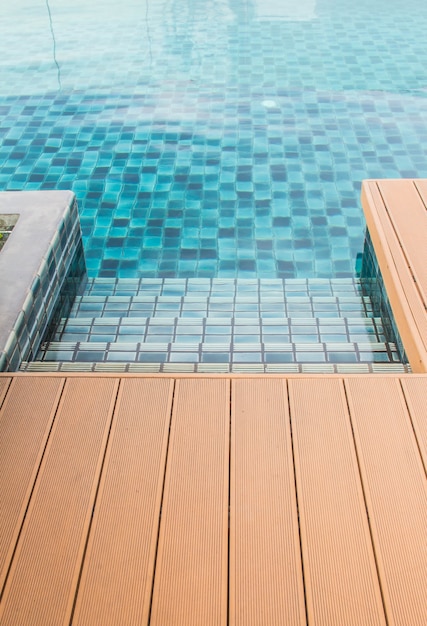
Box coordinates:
[230,379,305,626]
[371,180,427,352]
[377,180,427,307]
[72,378,174,626]
[0,377,119,626]
[345,377,427,626]
[289,378,386,626]
[0,376,64,596]
[361,180,427,371]
[400,376,427,473]
[149,379,229,626]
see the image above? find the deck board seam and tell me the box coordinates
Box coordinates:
[68,377,123,625]
[413,180,427,212]
[343,378,393,626]
[376,182,426,311]
[146,378,176,626]
[0,378,12,411]
[398,379,427,478]
[286,379,310,626]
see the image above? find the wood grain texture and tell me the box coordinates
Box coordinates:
[72,378,174,626]
[346,377,427,626]
[0,373,426,625]
[0,376,64,595]
[0,377,118,626]
[149,378,229,626]
[289,377,386,626]
[230,378,305,626]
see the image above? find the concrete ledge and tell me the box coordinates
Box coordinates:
[0,191,86,371]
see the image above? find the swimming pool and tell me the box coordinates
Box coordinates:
[1,0,425,372]
[2,0,427,280]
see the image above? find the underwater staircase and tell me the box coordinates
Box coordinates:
[22,277,409,373]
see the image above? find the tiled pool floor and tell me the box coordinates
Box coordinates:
[2,1,427,279]
[24,278,409,373]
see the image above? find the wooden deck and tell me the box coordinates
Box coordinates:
[0,373,426,625]
[362,179,427,372]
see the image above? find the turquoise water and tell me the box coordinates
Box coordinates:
[1,0,427,279]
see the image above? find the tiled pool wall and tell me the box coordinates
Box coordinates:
[0,195,86,371]
[360,231,408,364]
[40,239,87,344]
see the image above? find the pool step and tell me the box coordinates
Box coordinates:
[21,277,408,372]
[61,276,373,322]
[33,315,402,367]
[79,277,368,298]
[64,294,373,320]
[32,335,402,367]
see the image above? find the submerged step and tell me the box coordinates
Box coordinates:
[34,335,401,367]
[81,277,367,297]
[31,276,407,372]
[67,294,373,319]
[70,277,367,311]
[49,315,386,345]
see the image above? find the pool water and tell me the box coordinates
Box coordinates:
[2,0,427,280]
[1,0,425,372]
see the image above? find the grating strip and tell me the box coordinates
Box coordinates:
[162,363,195,373]
[230,363,265,373]
[59,363,94,372]
[128,363,162,373]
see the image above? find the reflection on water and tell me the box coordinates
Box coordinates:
[45,0,62,90]
[254,0,317,21]
[0,0,426,95]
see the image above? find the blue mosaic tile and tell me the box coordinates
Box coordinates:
[2,1,427,279]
